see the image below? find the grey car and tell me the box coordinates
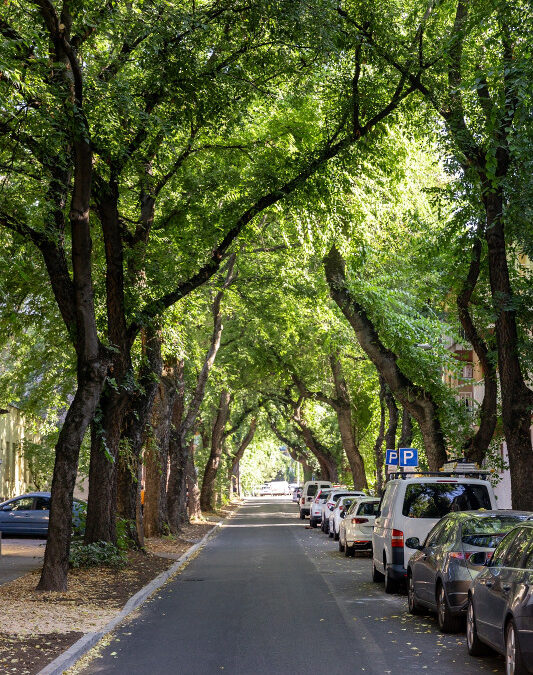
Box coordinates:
[407,510,532,633]
[0,492,85,536]
[467,521,533,674]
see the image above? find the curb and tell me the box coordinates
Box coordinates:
[38,517,228,675]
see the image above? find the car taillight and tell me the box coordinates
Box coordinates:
[351,517,368,524]
[449,552,466,560]
[391,529,404,547]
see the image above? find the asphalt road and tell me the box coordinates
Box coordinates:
[80,498,504,674]
[0,537,45,584]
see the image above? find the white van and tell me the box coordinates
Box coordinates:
[372,472,497,593]
[299,480,332,519]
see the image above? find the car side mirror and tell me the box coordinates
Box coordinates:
[1,505,13,511]
[468,551,490,566]
[405,537,423,550]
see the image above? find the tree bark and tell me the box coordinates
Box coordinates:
[383,381,398,452]
[374,377,387,494]
[117,327,162,547]
[292,412,338,482]
[324,246,447,470]
[186,441,202,520]
[143,362,177,537]
[399,408,413,448]
[329,355,368,490]
[457,225,498,464]
[167,256,234,531]
[483,187,533,508]
[228,418,257,497]
[200,390,232,512]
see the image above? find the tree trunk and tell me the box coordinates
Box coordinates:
[143,364,177,537]
[483,188,533,509]
[116,327,162,547]
[329,355,367,490]
[457,224,498,464]
[200,390,232,512]
[374,377,387,494]
[186,444,202,520]
[293,419,338,482]
[269,420,314,482]
[324,246,447,470]
[228,418,257,498]
[383,381,398,452]
[399,408,413,448]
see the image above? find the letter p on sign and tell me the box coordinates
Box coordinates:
[399,448,418,467]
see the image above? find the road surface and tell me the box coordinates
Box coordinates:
[80,498,504,674]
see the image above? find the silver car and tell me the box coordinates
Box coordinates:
[407,510,532,633]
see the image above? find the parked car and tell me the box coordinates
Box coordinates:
[339,497,380,556]
[467,521,533,674]
[0,492,85,536]
[309,489,332,528]
[299,481,332,519]
[292,486,302,503]
[258,484,273,496]
[407,510,531,633]
[321,489,366,534]
[372,471,497,593]
[328,496,358,539]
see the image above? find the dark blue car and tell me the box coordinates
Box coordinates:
[0,492,85,536]
[467,521,533,674]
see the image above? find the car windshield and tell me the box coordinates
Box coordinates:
[402,483,492,519]
[461,515,529,548]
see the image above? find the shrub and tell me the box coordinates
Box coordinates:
[69,540,127,569]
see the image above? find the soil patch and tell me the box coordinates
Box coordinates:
[0,632,83,675]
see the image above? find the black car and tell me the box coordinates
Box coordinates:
[467,521,533,674]
[407,511,531,633]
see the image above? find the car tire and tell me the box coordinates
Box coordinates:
[329,525,334,539]
[334,531,339,541]
[407,572,424,615]
[338,538,345,553]
[466,597,491,656]
[384,561,398,594]
[437,583,462,633]
[299,510,305,520]
[506,619,527,675]
[310,518,318,528]
[372,560,384,582]
[344,543,355,557]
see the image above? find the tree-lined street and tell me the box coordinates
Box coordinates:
[79,498,503,675]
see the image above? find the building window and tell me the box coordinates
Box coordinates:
[459,393,474,411]
[463,364,473,379]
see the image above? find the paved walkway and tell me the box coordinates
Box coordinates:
[0,537,45,585]
[79,499,504,674]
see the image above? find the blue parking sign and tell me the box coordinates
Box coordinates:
[385,449,399,466]
[399,448,418,467]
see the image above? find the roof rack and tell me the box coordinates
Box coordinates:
[386,470,491,481]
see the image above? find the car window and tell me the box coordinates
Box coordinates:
[346,501,359,516]
[34,497,50,511]
[10,497,35,511]
[461,515,529,548]
[341,498,355,509]
[491,529,521,567]
[357,501,379,516]
[379,483,396,518]
[402,483,492,518]
[503,528,533,569]
[434,517,459,546]
[522,538,533,570]
[425,521,447,547]
[307,485,318,497]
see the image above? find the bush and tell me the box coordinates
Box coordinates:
[69,540,127,569]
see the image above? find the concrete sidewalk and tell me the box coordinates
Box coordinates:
[0,537,45,585]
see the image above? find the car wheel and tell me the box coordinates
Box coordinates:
[329,525,334,539]
[384,561,398,594]
[407,572,423,615]
[334,530,339,541]
[299,510,305,520]
[466,597,491,656]
[437,583,462,633]
[338,537,345,553]
[310,518,318,528]
[506,619,527,675]
[344,543,355,557]
[372,560,384,582]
